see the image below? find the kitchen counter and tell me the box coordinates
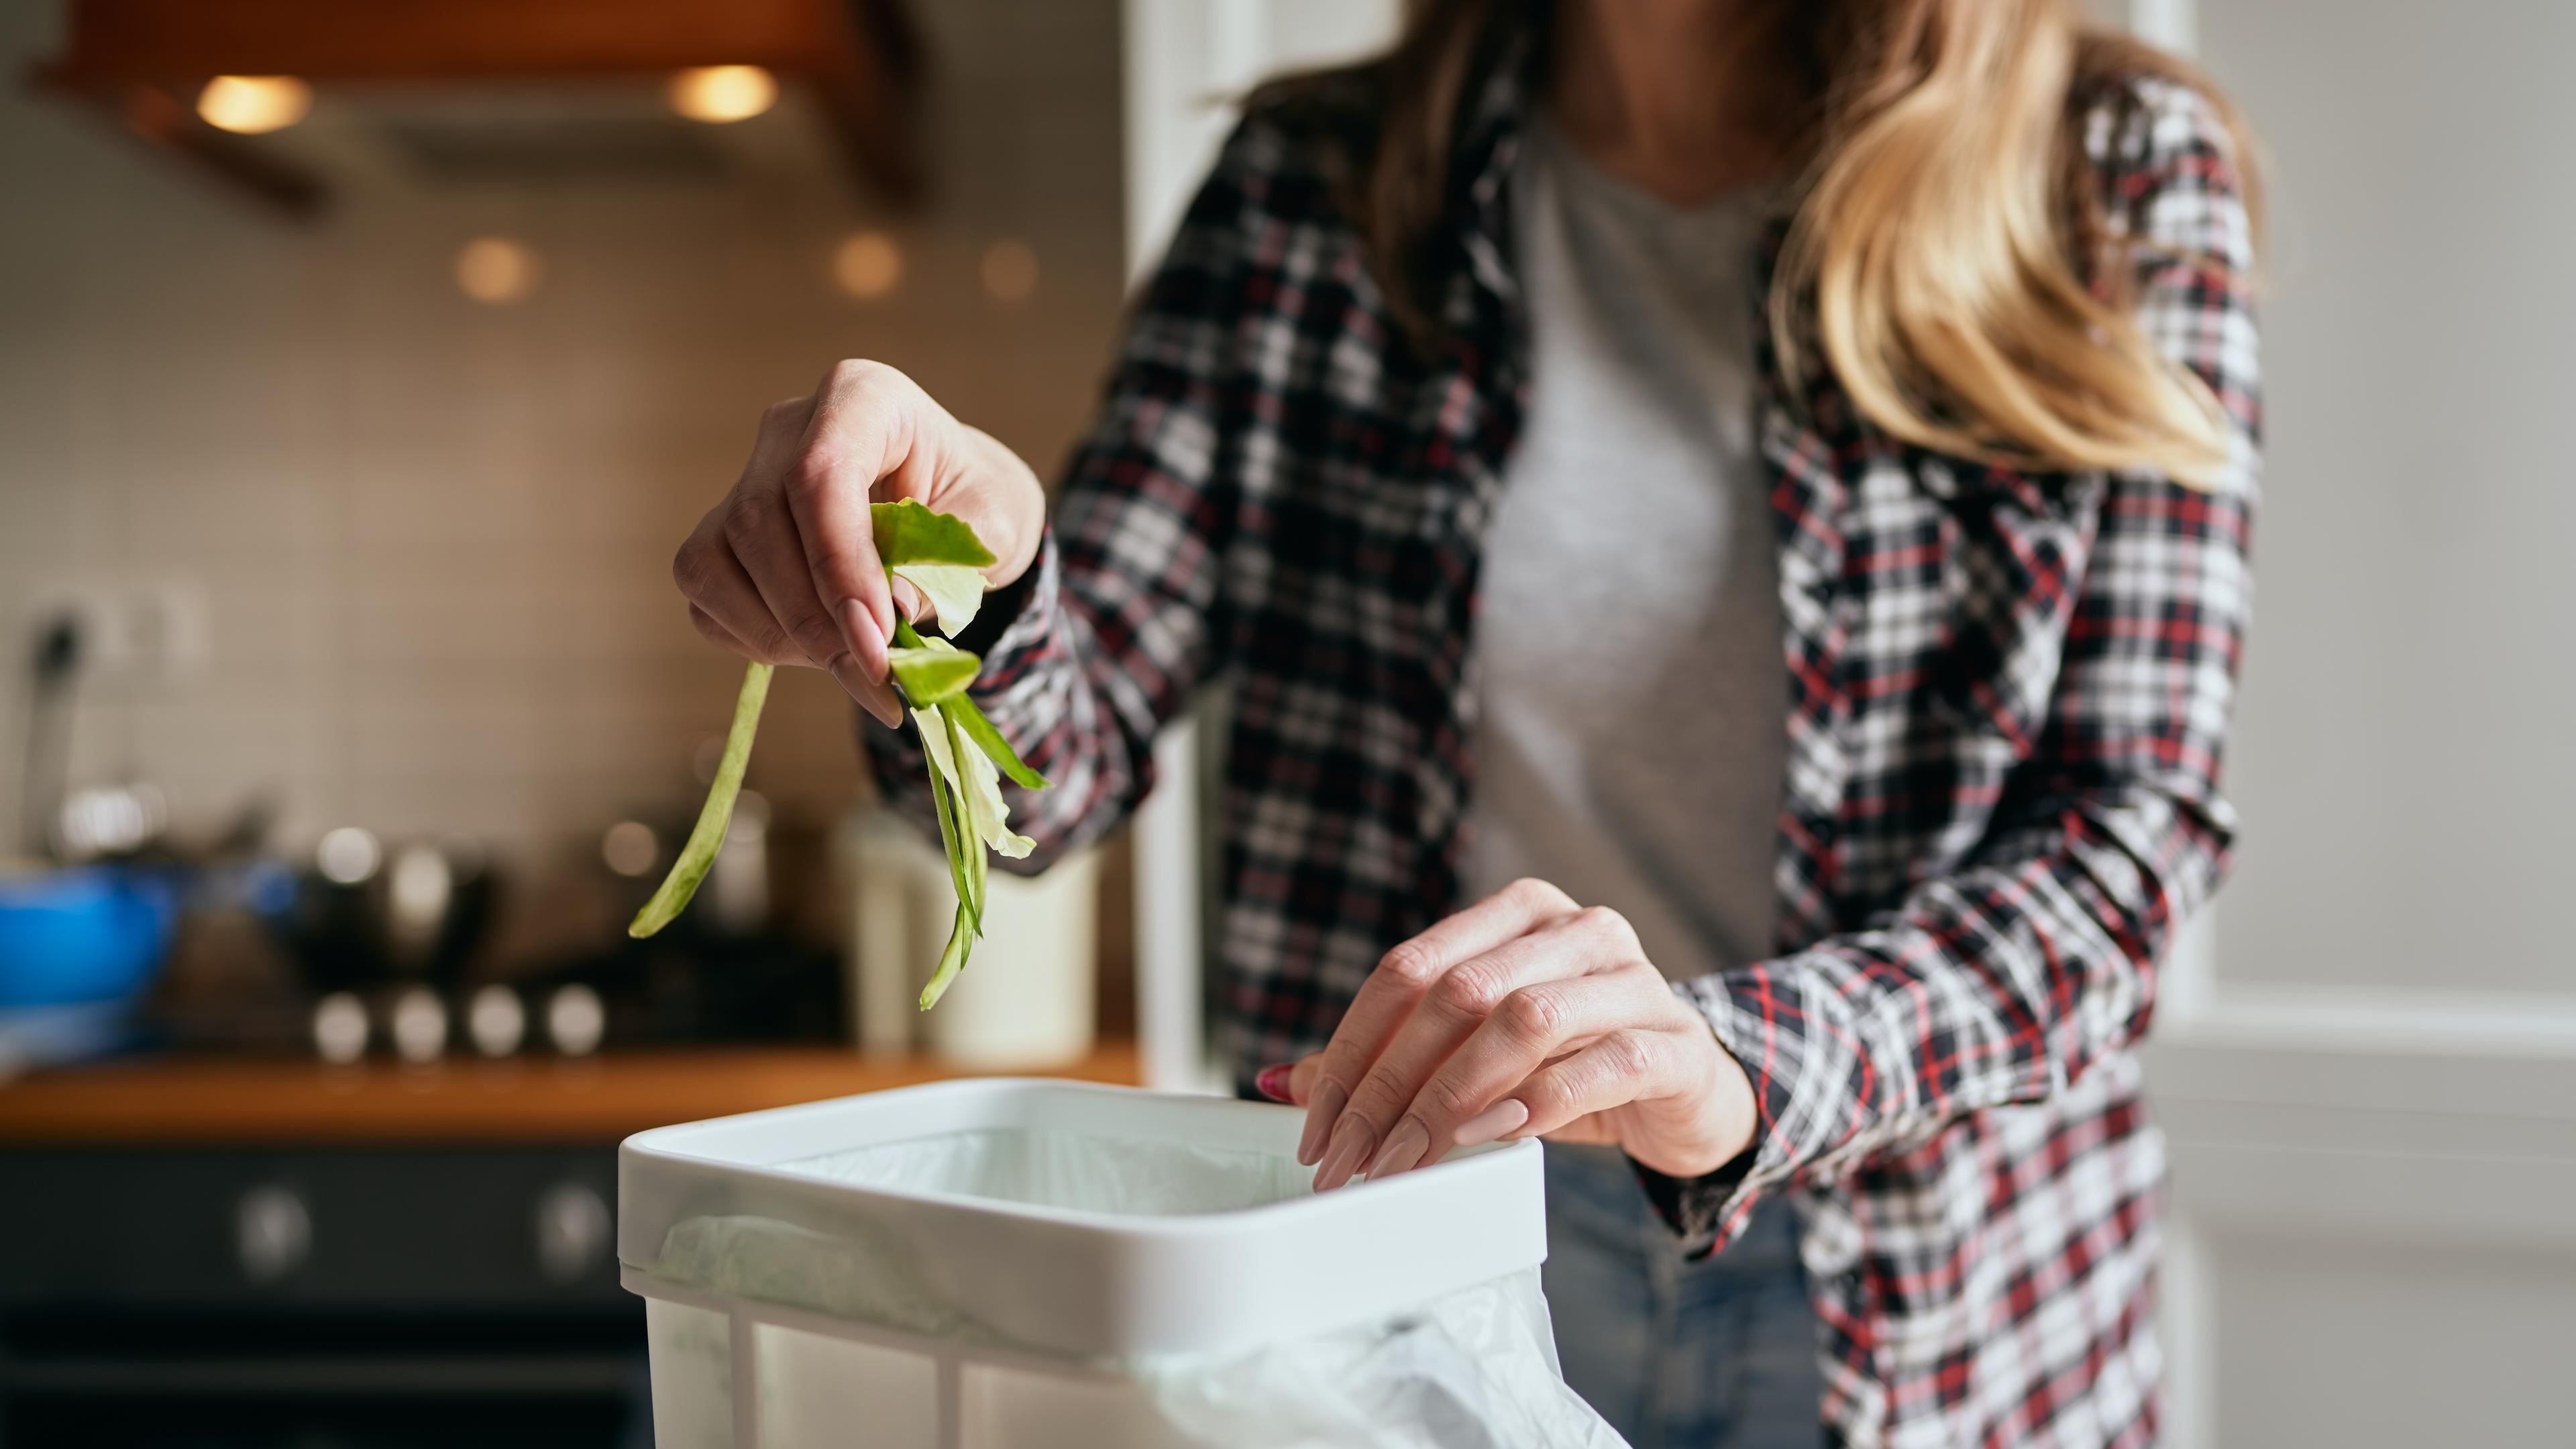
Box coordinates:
[0,1042,1143,1144]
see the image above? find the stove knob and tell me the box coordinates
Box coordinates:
[311,992,368,1063]
[535,1181,610,1283]
[545,984,604,1057]
[468,985,526,1057]
[237,1184,311,1285]
[390,987,448,1064]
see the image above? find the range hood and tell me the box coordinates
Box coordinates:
[28,0,925,219]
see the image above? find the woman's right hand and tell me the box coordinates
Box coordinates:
[672,360,1047,727]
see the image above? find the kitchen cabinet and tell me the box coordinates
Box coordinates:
[0,1046,1140,1445]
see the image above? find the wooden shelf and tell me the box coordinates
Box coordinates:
[0,1042,1140,1146]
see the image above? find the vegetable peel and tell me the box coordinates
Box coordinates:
[627,661,773,938]
[887,637,979,704]
[629,502,1051,1016]
[893,563,991,637]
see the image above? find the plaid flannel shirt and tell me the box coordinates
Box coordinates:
[868,45,2257,1449]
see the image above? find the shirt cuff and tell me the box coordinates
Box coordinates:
[1640,972,1806,1256]
[945,529,1052,658]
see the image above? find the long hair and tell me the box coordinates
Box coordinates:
[1265,0,2260,485]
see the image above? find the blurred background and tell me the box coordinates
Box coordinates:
[0,0,2567,1445]
[0,0,1136,1067]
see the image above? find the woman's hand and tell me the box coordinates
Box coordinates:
[1271,878,1759,1191]
[671,360,1046,727]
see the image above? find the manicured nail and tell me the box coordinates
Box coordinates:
[1313,1114,1377,1193]
[1297,1080,1346,1167]
[1254,1063,1294,1103]
[826,654,902,729]
[1452,1097,1529,1148]
[825,651,864,702]
[837,600,890,682]
[1366,1118,1430,1179]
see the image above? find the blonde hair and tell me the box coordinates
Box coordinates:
[1780,0,2257,485]
[1263,0,2261,486]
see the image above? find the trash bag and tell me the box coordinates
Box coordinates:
[1139,1267,1627,1448]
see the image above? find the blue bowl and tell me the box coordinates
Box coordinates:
[0,865,181,1010]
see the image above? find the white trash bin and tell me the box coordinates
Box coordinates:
[619,1077,1627,1448]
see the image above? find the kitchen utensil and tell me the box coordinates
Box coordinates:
[0,862,180,1008]
[260,830,498,996]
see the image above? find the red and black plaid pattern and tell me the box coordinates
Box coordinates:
[868,49,2257,1449]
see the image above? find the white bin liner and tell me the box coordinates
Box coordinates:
[641,1125,1625,1448]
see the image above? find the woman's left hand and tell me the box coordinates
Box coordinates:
[1269,878,1760,1191]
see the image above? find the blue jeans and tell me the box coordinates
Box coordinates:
[1543,1144,1823,1449]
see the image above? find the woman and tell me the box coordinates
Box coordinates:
[669,0,2260,1442]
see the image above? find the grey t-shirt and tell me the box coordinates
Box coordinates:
[1462,119,1787,981]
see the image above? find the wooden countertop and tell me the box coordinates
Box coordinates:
[0,1042,1142,1146]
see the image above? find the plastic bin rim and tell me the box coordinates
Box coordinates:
[618,1076,1540,1246]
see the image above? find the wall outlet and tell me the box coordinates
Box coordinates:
[25,578,210,680]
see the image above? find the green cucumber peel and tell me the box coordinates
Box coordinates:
[875,504,1051,1011]
[632,504,1042,977]
[887,637,979,705]
[912,703,985,932]
[947,708,989,927]
[920,900,975,1012]
[893,616,1047,790]
[873,499,996,568]
[949,694,1049,790]
[912,706,972,924]
[874,498,998,638]
[629,661,773,938]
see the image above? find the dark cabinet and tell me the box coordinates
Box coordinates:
[0,1145,647,1447]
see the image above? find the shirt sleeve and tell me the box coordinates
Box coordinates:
[863,117,1274,870]
[1647,76,2262,1250]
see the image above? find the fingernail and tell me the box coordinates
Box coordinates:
[838,600,889,682]
[1297,1080,1346,1167]
[1313,1114,1377,1193]
[828,654,902,729]
[1452,1097,1529,1148]
[826,652,864,701]
[1254,1064,1294,1103]
[1367,1118,1430,1179]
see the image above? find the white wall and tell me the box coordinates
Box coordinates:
[1122,0,1397,278]
[2138,2,2576,1445]
[2205,0,2576,1000]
